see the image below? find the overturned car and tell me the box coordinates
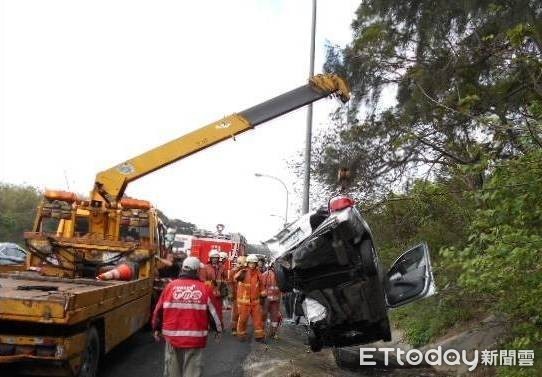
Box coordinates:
[267,196,436,351]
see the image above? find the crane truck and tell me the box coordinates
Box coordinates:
[0,74,350,376]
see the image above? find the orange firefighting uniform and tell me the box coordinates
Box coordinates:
[227,268,240,333]
[235,267,266,339]
[199,263,226,324]
[262,268,282,334]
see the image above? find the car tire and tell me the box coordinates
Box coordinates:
[332,347,345,368]
[332,347,359,369]
[359,238,378,277]
[378,316,392,342]
[77,326,100,377]
[307,327,323,352]
[274,261,293,292]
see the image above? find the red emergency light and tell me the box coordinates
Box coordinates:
[329,196,356,213]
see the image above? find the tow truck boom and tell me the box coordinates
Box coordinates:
[93,74,350,205]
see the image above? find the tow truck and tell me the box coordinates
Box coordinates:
[0,74,350,376]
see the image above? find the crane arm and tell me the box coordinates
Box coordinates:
[93,74,350,205]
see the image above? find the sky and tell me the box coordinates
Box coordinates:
[0,0,360,243]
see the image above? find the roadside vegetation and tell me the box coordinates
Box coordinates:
[0,183,41,246]
[305,1,542,375]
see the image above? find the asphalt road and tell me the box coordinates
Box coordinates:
[98,313,251,377]
[98,311,442,377]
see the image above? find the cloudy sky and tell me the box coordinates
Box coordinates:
[1,0,359,242]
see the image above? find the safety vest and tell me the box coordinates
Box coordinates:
[235,268,265,305]
[152,277,222,348]
[262,269,281,301]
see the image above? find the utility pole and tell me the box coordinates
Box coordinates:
[302,0,317,214]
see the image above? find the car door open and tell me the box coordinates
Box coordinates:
[385,242,436,308]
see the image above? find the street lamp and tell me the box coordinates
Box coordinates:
[254,173,289,227]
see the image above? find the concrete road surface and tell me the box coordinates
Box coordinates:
[98,311,442,377]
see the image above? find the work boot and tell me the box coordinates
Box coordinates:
[231,328,237,336]
[255,337,265,343]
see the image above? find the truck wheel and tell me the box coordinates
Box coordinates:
[78,327,100,377]
[359,238,378,277]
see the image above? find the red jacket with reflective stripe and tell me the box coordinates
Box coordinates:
[152,276,222,348]
[262,269,281,301]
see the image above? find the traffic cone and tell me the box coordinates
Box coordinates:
[97,263,134,281]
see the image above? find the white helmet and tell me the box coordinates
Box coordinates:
[219,251,228,261]
[209,250,220,259]
[246,254,259,263]
[182,256,201,271]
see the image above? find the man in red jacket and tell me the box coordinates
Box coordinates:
[152,256,222,377]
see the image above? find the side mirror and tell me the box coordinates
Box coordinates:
[385,243,436,308]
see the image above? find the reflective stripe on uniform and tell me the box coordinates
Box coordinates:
[162,330,208,337]
[163,302,207,310]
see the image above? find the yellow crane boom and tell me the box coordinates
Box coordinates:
[93,74,350,205]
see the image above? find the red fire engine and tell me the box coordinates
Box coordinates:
[188,225,247,270]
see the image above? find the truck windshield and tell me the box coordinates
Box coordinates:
[120,225,149,241]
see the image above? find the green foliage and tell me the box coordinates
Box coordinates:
[0,183,41,246]
[362,177,480,346]
[156,209,196,235]
[391,295,476,347]
[315,0,542,197]
[307,2,542,375]
[442,151,542,319]
[440,151,542,375]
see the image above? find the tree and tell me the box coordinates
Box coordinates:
[156,209,196,235]
[316,0,542,197]
[0,183,41,245]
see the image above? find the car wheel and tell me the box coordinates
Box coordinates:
[274,261,293,292]
[307,327,323,352]
[359,238,378,277]
[378,316,392,342]
[332,347,359,369]
[77,326,100,377]
[332,347,345,368]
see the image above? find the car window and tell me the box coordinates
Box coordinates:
[4,246,25,258]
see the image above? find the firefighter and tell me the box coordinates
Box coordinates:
[152,256,222,377]
[218,251,230,309]
[218,251,228,267]
[228,255,246,335]
[262,263,282,339]
[199,250,226,323]
[257,256,266,273]
[235,254,266,341]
